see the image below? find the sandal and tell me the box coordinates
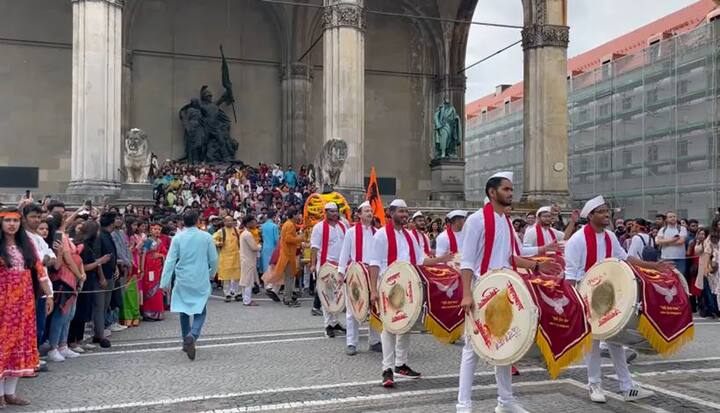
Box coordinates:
[5,395,30,406]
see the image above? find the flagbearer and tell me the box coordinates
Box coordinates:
[338,201,381,356]
[435,210,467,258]
[565,196,672,403]
[522,206,576,250]
[457,172,562,413]
[310,202,347,338]
[369,199,453,388]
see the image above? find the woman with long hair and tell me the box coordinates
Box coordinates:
[140,222,167,321]
[699,218,720,318]
[0,207,53,407]
[120,218,142,327]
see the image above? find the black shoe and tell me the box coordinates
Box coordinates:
[346,345,357,356]
[625,348,638,364]
[370,342,382,353]
[394,364,420,379]
[265,290,281,302]
[225,295,232,303]
[234,294,242,302]
[382,368,394,388]
[92,337,111,348]
[332,324,347,335]
[292,290,301,299]
[325,326,336,338]
[184,335,196,360]
[284,299,301,308]
[311,307,323,316]
[252,284,260,294]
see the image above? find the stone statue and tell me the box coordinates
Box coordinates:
[314,139,348,192]
[123,128,152,184]
[179,86,238,163]
[433,98,462,159]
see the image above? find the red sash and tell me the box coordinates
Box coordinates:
[446,224,458,254]
[320,220,346,266]
[583,224,611,271]
[386,222,417,265]
[412,229,431,256]
[480,203,519,275]
[535,224,557,248]
[354,223,376,263]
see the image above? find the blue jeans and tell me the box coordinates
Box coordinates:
[36,296,47,346]
[670,259,687,278]
[702,278,720,316]
[180,306,207,340]
[48,302,77,348]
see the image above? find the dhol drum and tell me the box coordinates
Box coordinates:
[378,261,425,335]
[577,258,694,355]
[345,262,371,323]
[317,262,346,314]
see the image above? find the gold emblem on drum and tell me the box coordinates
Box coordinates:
[591,281,616,319]
[485,290,513,339]
[388,284,406,310]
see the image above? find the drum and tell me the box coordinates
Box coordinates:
[466,269,539,366]
[577,258,694,354]
[378,261,425,335]
[345,262,371,323]
[317,262,346,314]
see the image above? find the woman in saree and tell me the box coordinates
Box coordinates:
[140,222,167,321]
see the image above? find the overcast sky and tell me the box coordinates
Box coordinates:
[465,0,696,102]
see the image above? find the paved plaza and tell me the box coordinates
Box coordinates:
[15,293,720,413]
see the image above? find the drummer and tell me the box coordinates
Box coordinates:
[435,210,467,258]
[337,201,382,356]
[369,199,453,388]
[409,211,433,257]
[564,195,673,403]
[522,206,576,250]
[310,202,347,338]
[457,171,562,413]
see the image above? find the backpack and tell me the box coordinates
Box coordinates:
[637,234,660,262]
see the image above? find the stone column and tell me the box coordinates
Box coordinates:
[121,48,132,137]
[521,0,570,204]
[322,0,365,198]
[67,0,123,196]
[281,62,313,166]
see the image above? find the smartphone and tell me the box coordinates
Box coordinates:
[53,232,63,244]
[84,199,92,208]
[24,190,31,199]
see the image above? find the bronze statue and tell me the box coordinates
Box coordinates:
[433,98,462,159]
[179,86,238,163]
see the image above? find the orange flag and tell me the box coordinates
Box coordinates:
[366,167,386,226]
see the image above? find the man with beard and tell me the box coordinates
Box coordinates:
[522,206,576,251]
[434,210,467,258]
[409,211,432,257]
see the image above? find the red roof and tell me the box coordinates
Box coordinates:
[466,0,717,118]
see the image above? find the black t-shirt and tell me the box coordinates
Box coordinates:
[99,230,117,278]
[81,243,99,290]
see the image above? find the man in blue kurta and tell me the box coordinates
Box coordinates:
[161,210,218,361]
[260,211,280,272]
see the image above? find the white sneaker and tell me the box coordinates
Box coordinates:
[109,323,127,332]
[623,385,654,402]
[589,383,607,403]
[59,347,80,359]
[47,349,65,362]
[69,345,85,353]
[82,342,97,350]
[495,402,530,413]
[104,329,112,338]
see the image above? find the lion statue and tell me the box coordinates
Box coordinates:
[314,138,348,192]
[123,128,152,184]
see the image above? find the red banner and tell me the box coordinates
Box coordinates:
[632,265,694,355]
[417,264,464,344]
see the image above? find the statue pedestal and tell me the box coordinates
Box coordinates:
[117,183,154,206]
[430,158,465,201]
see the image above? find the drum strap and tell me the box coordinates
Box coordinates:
[480,203,519,275]
[386,222,417,265]
[535,224,557,251]
[446,224,457,254]
[583,224,611,271]
[320,220,346,266]
[354,223,375,263]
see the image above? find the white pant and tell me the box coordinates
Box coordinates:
[586,340,634,391]
[323,307,339,327]
[222,280,239,296]
[381,330,410,371]
[457,336,513,410]
[241,285,253,305]
[0,377,18,396]
[346,304,381,347]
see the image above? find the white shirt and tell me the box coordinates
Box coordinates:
[337,224,375,274]
[435,229,464,257]
[460,209,535,277]
[522,224,564,248]
[411,230,431,255]
[627,233,651,260]
[26,231,54,293]
[369,226,425,276]
[310,220,346,272]
[656,225,688,260]
[564,225,627,281]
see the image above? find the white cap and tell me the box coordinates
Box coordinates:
[489,171,513,183]
[580,195,605,219]
[536,206,552,217]
[358,201,370,209]
[324,202,338,211]
[412,211,423,220]
[483,197,490,205]
[390,199,407,208]
[446,210,467,220]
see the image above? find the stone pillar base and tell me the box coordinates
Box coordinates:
[430,158,465,201]
[66,180,122,196]
[520,190,570,209]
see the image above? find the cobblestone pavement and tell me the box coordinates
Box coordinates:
[14,292,720,413]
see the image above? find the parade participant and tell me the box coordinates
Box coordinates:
[276,208,304,307]
[337,201,381,355]
[522,206,576,250]
[369,199,453,388]
[239,215,261,306]
[457,172,562,413]
[160,211,218,361]
[140,222,167,320]
[565,196,672,403]
[435,210,467,257]
[260,211,280,301]
[213,216,242,302]
[410,211,432,257]
[310,202,347,338]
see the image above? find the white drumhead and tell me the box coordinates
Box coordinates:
[466,269,538,366]
[378,261,424,335]
[345,262,371,322]
[577,258,638,340]
[317,263,346,314]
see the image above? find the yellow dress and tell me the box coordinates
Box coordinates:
[213,227,241,281]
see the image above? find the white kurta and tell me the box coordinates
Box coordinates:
[369,226,425,276]
[522,224,564,248]
[563,225,627,282]
[435,229,464,257]
[337,224,375,274]
[627,233,651,260]
[310,221,346,272]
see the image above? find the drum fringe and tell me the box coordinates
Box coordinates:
[637,314,695,357]
[369,313,384,334]
[535,331,593,380]
[423,316,464,344]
